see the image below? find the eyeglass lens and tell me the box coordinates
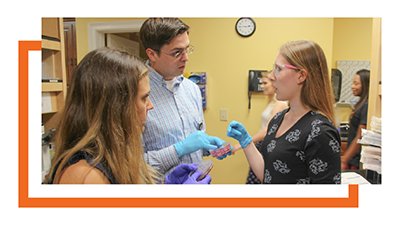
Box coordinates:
[174,46,194,58]
[273,64,281,77]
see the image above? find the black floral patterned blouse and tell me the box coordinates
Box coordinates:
[260,108,341,184]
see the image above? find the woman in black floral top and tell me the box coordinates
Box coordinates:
[227,40,341,184]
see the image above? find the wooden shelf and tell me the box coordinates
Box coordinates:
[42,39,61,51]
[42,82,63,92]
[42,110,57,115]
[42,18,67,132]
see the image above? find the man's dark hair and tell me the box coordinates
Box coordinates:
[140,18,190,53]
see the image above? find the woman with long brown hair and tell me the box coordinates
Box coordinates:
[227,40,341,184]
[341,69,370,170]
[44,48,212,184]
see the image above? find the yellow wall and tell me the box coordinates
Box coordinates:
[75,18,373,184]
[332,18,373,67]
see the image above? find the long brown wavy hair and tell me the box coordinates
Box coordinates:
[45,48,158,184]
[353,69,370,113]
[280,40,336,126]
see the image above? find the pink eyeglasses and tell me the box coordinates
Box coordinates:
[273,63,300,77]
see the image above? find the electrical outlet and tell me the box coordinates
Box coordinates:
[220,109,228,121]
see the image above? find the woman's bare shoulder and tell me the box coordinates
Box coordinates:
[59,160,110,184]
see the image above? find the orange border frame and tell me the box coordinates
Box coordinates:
[18,40,359,208]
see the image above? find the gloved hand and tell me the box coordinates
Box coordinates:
[164,164,197,184]
[183,170,212,184]
[227,120,253,148]
[174,131,223,158]
[207,136,232,160]
[216,145,233,160]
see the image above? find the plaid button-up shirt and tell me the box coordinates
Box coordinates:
[142,62,208,180]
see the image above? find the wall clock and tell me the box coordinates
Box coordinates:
[235,17,256,37]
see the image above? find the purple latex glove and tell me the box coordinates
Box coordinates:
[183,170,212,184]
[164,164,212,184]
[164,164,197,184]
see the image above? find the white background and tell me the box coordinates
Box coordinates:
[1,1,398,224]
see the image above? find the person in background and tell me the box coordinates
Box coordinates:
[139,18,230,180]
[227,40,341,184]
[232,71,288,184]
[44,48,211,184]
[341,69,370,170]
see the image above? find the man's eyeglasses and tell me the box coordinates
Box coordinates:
[161,45,195,59]
[272,63,300,77]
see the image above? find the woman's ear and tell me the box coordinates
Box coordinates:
[298,69,308,84]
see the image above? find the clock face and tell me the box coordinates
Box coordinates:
[236,18,256,37]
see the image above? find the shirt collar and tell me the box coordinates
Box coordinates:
[145,60,184,88]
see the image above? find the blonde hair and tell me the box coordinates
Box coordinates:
[45,49,158,184]
[261,70,272,78]
[260,70,278,104]
[280,40,336,126]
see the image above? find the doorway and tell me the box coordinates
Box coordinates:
[87,19,148,60]
[105,32,148,60]
[87,20,145,49]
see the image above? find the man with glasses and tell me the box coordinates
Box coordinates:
[139,18,229,181]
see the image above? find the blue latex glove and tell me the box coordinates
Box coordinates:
[227,120,253,148]
[164,164,197,184]
[183,170,212,184]
[174,131,223,158]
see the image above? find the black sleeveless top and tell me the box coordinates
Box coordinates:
[47,151,118,184]
[260,109,341,184]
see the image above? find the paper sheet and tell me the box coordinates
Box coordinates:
[341,172,371,185]
[42,92,52,113]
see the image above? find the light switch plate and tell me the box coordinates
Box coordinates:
[220,109,228,121]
